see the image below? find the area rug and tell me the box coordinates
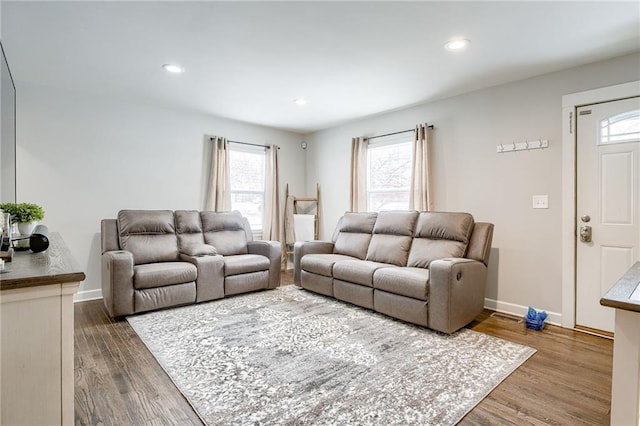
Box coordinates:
[127,286,535,425]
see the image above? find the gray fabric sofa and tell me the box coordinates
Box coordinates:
[101,209,281,318]
[294,211,493,334]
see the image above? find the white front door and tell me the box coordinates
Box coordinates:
[575,96,640,334]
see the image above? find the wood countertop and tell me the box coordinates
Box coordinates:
[600,261,640,313]
[0,232,86,291]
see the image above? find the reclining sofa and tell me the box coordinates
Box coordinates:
[101,210,281,318]
[294,211,493,334]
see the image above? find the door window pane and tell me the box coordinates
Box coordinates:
[600,109,640,145]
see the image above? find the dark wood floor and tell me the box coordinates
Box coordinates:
[75,272,612,425]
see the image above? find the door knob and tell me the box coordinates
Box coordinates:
[579,225,592,243]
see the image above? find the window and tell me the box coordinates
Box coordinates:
[600,109,640,145]
[229,146,265,238]
[366,138,412,211]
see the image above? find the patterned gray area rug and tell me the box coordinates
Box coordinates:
[127,286,535,425]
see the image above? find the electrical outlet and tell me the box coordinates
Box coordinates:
[532,195,549,209]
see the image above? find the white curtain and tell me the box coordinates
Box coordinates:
[205,136,231,212]
[263,145,285,269]
[350,137,367,212]
[409,123,432,211]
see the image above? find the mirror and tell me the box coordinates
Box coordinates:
[1,41,17,204]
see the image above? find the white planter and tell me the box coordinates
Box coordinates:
[18,222,37,236]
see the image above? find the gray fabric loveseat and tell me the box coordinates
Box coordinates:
[294,211,493,334]
[101,209,281,318]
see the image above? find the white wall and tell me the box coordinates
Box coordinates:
[304,52,640,322]
[16,85,306,300]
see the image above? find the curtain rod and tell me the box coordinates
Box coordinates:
[209,137,278,149]
[364,124,434,141]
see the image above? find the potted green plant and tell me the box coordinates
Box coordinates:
[0,202,45,235]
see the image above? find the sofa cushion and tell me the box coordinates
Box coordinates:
[372,210,419,236]
[300,253,357,277]
[118,210,179,265]
[223,254,270,276]
[334,233,372,260]
[338,212,378,233]
[407,212,475,268]
[413,211,474,241]
[407,239,469,269]
[134,262,197,290]
[181,243,217,257]
[175,210,205,248]
[201,210,245,231]
[176,210,203,233]
[373,267,430,301]
[331,212,377,259]
[333,260,394,287]
[201,211,248,256]
[366,234,413,266]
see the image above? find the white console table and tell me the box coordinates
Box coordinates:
[601,262,640,426]
[0,233,85,425]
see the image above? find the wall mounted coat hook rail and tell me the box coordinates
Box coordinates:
[497,139,549,153]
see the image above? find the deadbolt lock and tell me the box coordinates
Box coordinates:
[579,225,592,243]
[581,215,591,223]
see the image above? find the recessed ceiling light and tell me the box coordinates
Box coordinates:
[162,63,185,74]
[444,38,470,52]
[293,98,307,106]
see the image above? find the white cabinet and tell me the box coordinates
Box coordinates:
[601,262,640,426]
[0,234,84,425]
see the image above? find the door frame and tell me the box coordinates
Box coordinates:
[561,80,640,329]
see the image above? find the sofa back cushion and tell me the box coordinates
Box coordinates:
[407,212,475,268]
[332,212,377,260]
[117,210,179,265]
[175,210,205,248]
[466,222,494,266]
[366,210,418,266]
[200,210,248,256]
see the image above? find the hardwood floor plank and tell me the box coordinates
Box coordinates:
[75,299,202,426]
[75,271,612,425]
[463,313,612,425]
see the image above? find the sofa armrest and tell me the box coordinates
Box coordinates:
[293,241,335,285]
[247,240,282,289]
[179,253,225,302]
[428,258,488,334]
[101,250,135,318]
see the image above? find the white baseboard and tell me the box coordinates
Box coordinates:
[484,298,562,327]
[71,290,563,326]
[74,289,102,303]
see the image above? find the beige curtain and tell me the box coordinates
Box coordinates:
[350,137,367,212]
[409,123,432,211]
[205,136,231,211]
[262,145,286,269]
[263,144,280,240]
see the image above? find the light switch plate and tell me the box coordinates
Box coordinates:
[532,195,549,209]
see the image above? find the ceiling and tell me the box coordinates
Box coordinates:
[3,1,639,134]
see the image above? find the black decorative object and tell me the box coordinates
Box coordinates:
[29,224,49,253]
